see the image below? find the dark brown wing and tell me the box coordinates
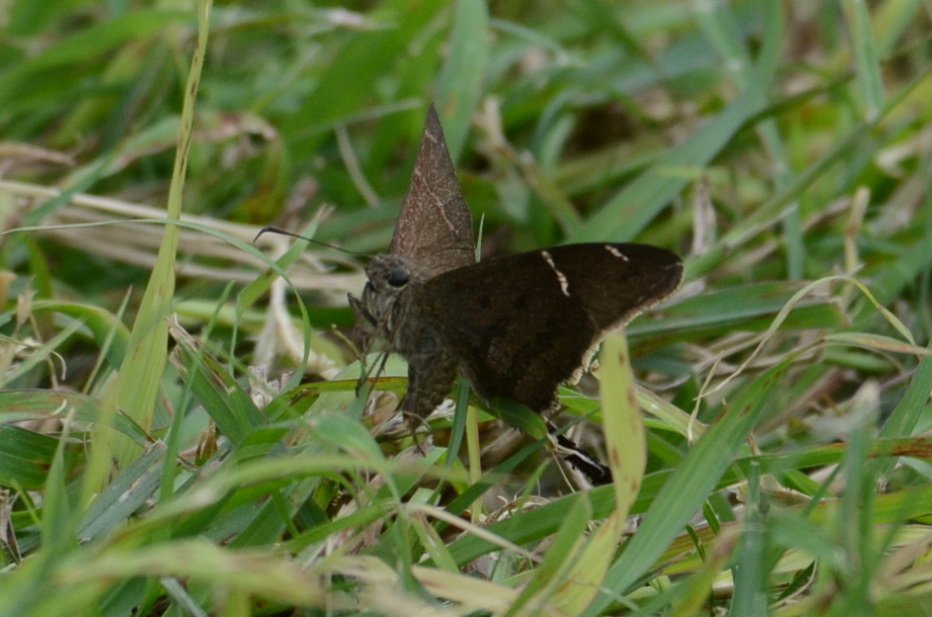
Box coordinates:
[389,105,475,278]
[417,243,683,411]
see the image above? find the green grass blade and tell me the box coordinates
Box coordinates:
[582,358,792,616]
[110,0,211,464]
[843,0,885,119]
[437,0,490,161]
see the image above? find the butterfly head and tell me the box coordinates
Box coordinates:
[355,254,424,337]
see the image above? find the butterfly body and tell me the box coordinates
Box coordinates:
[355,253,461,419]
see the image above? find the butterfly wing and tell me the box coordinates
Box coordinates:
[416,243,683,411]
[390,105,475,278]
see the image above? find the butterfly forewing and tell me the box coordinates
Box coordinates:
[389,105,475,278]
[416,243,683,411]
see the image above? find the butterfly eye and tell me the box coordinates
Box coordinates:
[387,268,410,287]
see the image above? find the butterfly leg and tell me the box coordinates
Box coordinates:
[347,293,376,326]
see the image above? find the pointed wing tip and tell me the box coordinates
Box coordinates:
[415,102,454,169]
[424,102,443,136]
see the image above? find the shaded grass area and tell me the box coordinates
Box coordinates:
[1,1,931,615]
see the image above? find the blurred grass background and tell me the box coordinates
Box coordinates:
[1,0,931,615]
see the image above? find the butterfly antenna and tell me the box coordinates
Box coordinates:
[253,225,367,257]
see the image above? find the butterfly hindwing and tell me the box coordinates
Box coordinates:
[415,243,683,411]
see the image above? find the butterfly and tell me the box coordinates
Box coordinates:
[350,105,683,437]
